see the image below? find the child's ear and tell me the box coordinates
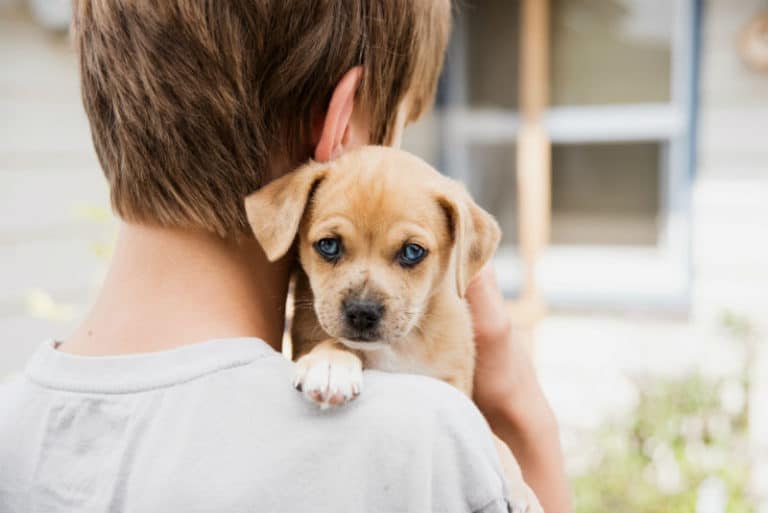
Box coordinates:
[244,161,329,262]
[438,188,501,298]
[314,66,362,162]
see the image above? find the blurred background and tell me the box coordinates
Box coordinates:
[1,0,766,512]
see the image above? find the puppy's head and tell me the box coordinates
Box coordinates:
[245,146,500,349]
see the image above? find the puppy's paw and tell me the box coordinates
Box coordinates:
[293,344,363,409]
[507,483,543,513]
[508,500,529,513]
[493,435,544,513]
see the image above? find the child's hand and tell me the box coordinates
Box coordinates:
[465,263,525,418]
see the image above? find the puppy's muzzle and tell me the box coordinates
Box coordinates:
[342,298,384,341]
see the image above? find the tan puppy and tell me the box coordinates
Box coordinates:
[245,146,541,512]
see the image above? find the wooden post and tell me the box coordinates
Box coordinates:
[510,0,551,346]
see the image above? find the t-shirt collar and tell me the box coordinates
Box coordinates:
[25,337,277,394]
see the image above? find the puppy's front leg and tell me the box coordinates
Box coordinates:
[293,340,363,409]
[493,435,544,513]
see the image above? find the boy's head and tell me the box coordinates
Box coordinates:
[73,0,451,237]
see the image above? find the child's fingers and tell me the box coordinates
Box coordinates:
[465,263,511,346]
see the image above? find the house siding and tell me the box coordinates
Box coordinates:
[695,0,768,501]
[0,6,110,376]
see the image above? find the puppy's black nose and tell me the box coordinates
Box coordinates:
[343,299,384,332]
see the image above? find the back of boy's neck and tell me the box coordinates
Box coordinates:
[59,222,289,356]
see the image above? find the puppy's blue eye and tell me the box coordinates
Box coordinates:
[398,243,427,267]
[314,237,342,261]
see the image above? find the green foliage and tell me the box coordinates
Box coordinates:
[572,312,762,513]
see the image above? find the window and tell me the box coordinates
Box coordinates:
[550,0,673,106]
[405,0,698,309]
[551,142,661,246]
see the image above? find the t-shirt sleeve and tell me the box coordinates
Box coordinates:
[473,497,513,513]
[358,371,515,513]
[425,380,514,513]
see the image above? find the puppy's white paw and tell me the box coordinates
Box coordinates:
[293,346,363,409]
[493,435,544,513]
[508,500,530,513]
[506,480,543,513]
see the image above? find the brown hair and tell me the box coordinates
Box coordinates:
[73,0,451,237]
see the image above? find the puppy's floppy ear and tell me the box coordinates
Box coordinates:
[438,187,501,298]
[244,161,329,262]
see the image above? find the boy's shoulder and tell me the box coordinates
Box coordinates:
[231,356,493,442]
[221,361,511,511]
[0,343,510,513]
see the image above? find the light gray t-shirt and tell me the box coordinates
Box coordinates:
[0,338,514,513]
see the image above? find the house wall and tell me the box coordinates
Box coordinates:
[695,0,768,500]
[695,0,768,320]
[0,6,111,377]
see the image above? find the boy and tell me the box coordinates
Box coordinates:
[0,1,570,511]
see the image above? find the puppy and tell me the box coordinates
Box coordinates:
[245,146,541,512]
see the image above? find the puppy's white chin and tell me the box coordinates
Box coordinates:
[338,338,388,351]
